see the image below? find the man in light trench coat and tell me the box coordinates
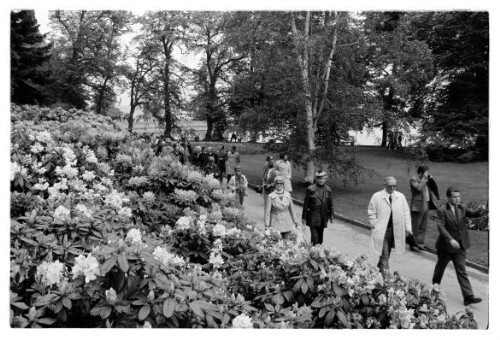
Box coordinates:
[368,176,413,276]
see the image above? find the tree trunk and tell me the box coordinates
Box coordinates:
[381,121,388,147]
[205,114,213,141]
[128,105,136,133]
[163,63,172,138]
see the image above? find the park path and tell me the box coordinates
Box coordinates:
[240,188,489,329]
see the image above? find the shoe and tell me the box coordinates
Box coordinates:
[410,246,421,253]
[417,244,426,251]
[464,296,482,305]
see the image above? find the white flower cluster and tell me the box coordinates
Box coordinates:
[209,239,224,269]
[36,260,64,286]
[125,228,142,244]
[104,190,129,209]
[142,191,156,202]
[212,223,227,238]
[35,130,53,144]
[116,153,133,165]
[186,170,204,183]
[118,207,132,219]
[232,314,253,328]
[75,204,93,219]
[82,170,96,181]
[30,143,44,154]
[128,176,149,187]
[203,174,221,190]
[175,216,191,230]
[173,188,198,204]
[226,227,241,237]
[196,214,207,235]
[55,164,78,178]
[11,162,28,180]
[53,205,71,222]
[84,148,98,163]
[72,253,100,283]
[152,246,185,267]
[105,288,118,304]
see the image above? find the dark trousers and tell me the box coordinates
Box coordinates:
[236,190,245,205]
[432,248,474,299]
[309,227,324,245]
[411,209,429,245]
[377,222,394,275]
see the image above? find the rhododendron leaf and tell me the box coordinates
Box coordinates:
[206,314,217,328]
[361,294,369,306]
[37,318,56,325]
[301,281,309,294]
[311,299,323,309]
[325,309,335,326]
[62,297,72,310]
[118,253,129,272]
[100,306,112,319]
[337,310,348,327]
[163,298,177,318]
[189,301,205,318]
[100,256,117,276]
[138,305,151,321]
[34,294,58,307]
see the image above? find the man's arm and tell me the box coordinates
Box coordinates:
[329,190,335,221]
[367,195,377,228]
[410,176,428,191]
[302,189,310,223]
[402,196,412,233]
[264,194,272,228]
[435,208,454,242]
[465,206,486,218]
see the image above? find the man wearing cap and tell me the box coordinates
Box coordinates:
[301,171,335,245]
[367,176,412,277]
[228,165,248,205]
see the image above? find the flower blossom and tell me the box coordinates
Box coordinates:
[105,288,118,304]
[143,191,156,202]
[72,253,99,283]
[175,216,191,230]
[152,246,185,267]
[125,228,142,244]
[30,143,44,154]
[212,223,227,237]
[75,204,93,219]
[53,205,71,222]
[36,260,64,286]
[209,252,224,269]
[173,188,197,204]
[82,170,96,181]
[232,314,253,328]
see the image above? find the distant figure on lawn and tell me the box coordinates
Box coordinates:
[367,176,412,277]
[228,165,248,205]
[262,155,275,179]
[217,145,227,184]
[410,165,440,252]
[302,171,334,246]
[432,187,486,306]
[265,176,301,240]
[275,153,293,192]
[231,132,237,143]
[225,146,241,182]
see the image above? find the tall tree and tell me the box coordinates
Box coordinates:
[364,12,434,147]
[10,10,52,105]
[135,11,187,138]
[48,10,130,111]
[411,12,488,154]
[187,12,245,141]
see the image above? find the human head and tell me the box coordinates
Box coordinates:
[267,159,275,168]
[234,165,242,175]
[417,164,429,176]
[315,171,327,185]
[279,153,285,160]
[194,146,201,153]
[284,154,289,161]
[274,176,284,189]
[207,146,213,153]
[446,186,461,206]
[220,145,225,150]
[231,146,237,152]
[384,176,397,194]
[208,156,215,164]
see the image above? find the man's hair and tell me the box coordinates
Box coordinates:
[446,186,460,197]
[384,176,396,184]
[417,165,429,174]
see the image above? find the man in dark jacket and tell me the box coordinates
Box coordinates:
[301,171,335,245]
[432,186,486,306]
[410,165,440,251]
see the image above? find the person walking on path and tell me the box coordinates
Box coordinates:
[410,165,440,252]
[225,145,241,182]
[190,146,203,167]
[261,159,280,215]
[217,145,227,184]
[301,171,334,246]
[264,176,301,240]
[228,165,248,205]
[368,176,412,277]
[230,132,237,143]
[275,153,293,192]
[432,187,486,306]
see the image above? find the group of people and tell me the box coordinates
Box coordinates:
[260,159,486,307]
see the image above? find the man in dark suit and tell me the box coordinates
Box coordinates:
[432,186,486,306]
[301,171,334,245]
[410,165,440,252]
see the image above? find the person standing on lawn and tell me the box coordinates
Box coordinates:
[225,145,241,182]
[275,154,293,192]
[301,171,334,246]
[228,165,248,205]
[265,176,301,240]
[367,176,412,277]
[217,145,227,184]
[432,187,486,306]
[410,165,440,252]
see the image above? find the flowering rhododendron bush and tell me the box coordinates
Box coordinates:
[10,105,477,329]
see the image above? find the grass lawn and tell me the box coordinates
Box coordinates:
[237,144,489,267]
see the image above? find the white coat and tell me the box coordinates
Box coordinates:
[367,189,412,256]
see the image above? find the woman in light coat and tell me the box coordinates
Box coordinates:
[265,176,300,239]
[367,176,412,273]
